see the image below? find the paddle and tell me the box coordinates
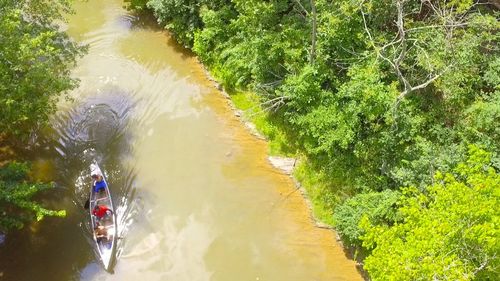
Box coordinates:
[85,179,96,209]
[84,197,90,209]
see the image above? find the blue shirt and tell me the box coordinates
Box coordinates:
[94,180,107,192]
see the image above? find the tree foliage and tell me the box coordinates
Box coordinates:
[0,0,85,138]
[0,162,66,232]
[0,0,82,231]
[146,0,232,47]
[333,189,400,247]
[361,146,500,280]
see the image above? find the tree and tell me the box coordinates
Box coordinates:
[361,146,500,280]
[334,189,400,248]
[359,0,498,104]
[0,0,82,231]
[147,0,232,47]
[0,0,85,139]
[0,162,65,232]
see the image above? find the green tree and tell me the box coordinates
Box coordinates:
[0,0,85,139]
[147,0,232,47]
[125,0,149,10]
[333,189,400,248]
[0,162,65,232]
[361,146,500,280]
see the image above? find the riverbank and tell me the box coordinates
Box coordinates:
[188,60,364,279]
[200,66,341,230]
[187,53,378,278]
[123,0,348,242]
[131,0,362,267]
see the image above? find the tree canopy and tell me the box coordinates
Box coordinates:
[0,0,85,138]
[0,162,65,232]
[361,146,499,280]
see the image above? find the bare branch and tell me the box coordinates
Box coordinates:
[397,72,441,99]
[260,96,288,113]
[361,0,464,102]
[293,0,309,16]
[292,6,307,20]
[406,22,469,33]
[261,96,289,106]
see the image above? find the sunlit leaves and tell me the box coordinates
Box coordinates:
[333,189,401,247]
[0,0,85,138]
[361,146,500,280]
[0,162,65,232]
[147,0,232,47]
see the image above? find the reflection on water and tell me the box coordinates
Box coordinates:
[0,0,362,280]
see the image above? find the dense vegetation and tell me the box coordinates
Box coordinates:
[362,146,499,280]
[0,162,66,231]
[0,0,84,232]
[131,0,500,278]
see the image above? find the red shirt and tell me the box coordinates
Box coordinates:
[92,205,111,218]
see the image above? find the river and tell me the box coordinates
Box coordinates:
[0,0,361,280]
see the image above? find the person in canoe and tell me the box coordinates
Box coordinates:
[94,222,109,243]
[92,173,107,193]
[93,204,113,220]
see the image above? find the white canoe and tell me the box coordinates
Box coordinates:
[89,163,117,271]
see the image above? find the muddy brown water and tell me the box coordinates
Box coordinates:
[0,1,362,280]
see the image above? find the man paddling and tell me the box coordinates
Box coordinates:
[93,205,113,220]
[94,222,109,243]
[92,173,107,193]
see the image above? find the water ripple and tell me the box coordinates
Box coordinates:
[51,89,141,268]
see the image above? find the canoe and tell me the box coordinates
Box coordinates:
[89,163,117,271]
